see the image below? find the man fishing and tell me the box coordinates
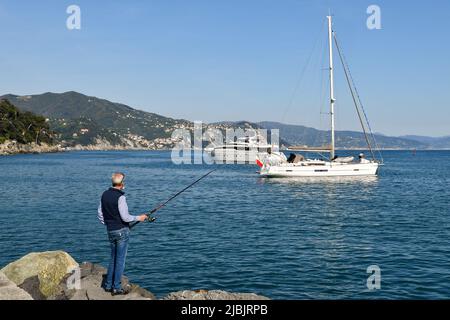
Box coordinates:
[97,172,147,295]
[97,169,216,295]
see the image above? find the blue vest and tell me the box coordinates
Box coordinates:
[101,187,129,231]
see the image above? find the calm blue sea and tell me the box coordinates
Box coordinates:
[1,150,450,299]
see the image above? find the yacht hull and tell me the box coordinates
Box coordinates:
[212,150,268,164]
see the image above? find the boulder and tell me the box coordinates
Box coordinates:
[49,262,155,300]
[1,251,78,299]
[0,272,33,300]
[163,289,270,300]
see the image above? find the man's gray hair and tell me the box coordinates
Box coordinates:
[111,172,125,186]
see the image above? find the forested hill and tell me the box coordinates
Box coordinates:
[0,91,191,147]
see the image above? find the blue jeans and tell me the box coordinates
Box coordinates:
[104,227,130,290]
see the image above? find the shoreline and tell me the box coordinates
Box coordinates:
[1,141,450,156]
[0,140,173,156]
[0,141,62,156]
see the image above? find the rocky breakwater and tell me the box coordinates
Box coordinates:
[0,251,269,300]
[0,140,62,155]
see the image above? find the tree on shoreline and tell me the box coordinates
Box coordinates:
[0,99,54,145]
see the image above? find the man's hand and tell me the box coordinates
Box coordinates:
[137,214,148,222]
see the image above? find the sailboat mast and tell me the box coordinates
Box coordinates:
[327,15,336,160]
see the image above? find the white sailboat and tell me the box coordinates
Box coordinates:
[258,16,381,177]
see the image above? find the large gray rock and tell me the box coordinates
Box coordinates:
[1,251,78,299]
[163,290,270,300]
[0,272,33,300]
[49,262,155,300]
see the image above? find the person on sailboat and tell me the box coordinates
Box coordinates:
[97,172,147,295]
[359,153,370,164]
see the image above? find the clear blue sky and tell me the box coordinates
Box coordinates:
[0,0,449,136]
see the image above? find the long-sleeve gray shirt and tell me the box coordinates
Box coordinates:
[97,195,138,224]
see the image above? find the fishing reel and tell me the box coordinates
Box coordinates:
[145,215,156,223]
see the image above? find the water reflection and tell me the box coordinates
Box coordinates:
[259,175,379,185]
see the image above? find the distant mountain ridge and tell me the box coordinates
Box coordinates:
[399,135,450,149]
[1,91,448,150]
[258,121,435,149]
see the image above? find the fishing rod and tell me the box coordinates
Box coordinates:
[129,168,217,229]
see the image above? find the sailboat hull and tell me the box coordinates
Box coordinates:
[260,162,379,177]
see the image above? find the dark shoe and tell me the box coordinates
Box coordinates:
[111,287,131,296]
[102,287,112,293]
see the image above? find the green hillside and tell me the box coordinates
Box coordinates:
[1,92,191,147]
